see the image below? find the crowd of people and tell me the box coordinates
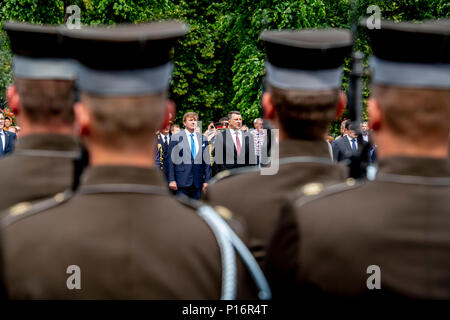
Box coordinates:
[154,112,375,200]
[0,17,448,304]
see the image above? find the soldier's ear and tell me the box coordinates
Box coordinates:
[335,91,347,118]
[160,99,176,131]
[262,92,275,120]
[6,85,21,115]
[74,101,91,137]
[368,97,381,132]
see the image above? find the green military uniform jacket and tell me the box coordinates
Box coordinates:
[204,139,348,265]
[0,134,80,214]
[265,156,450,299]
[1,165,255,299]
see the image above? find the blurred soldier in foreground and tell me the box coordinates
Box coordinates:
[0,22,79,213]
[0,22,267,299]
[265,19,450,299]
[205,29,351,264]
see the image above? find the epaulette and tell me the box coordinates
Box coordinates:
[291,178,364,209]
[209,166,260,185]
[175,194,234,221]
[0,190,74,229]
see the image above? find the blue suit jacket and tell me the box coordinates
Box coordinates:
[167,131,211,188]
[1,129,16,157]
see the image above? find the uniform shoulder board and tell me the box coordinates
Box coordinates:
[0,190,74,228]
[174,194,233,221]
[209,166,259,185]
[174,193,204,210]
[292,178,363,209]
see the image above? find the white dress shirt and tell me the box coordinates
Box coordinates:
[229,128,243,150]
[160,133,170,145]
[346,134,358,150]
[0,130,5,152]
[362,134,369,142]
[184,129,199,157]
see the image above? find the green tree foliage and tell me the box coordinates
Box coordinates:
[0,0,448,130]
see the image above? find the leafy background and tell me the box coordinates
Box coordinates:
[0,0,448,135]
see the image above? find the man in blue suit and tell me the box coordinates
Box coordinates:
[168,112,211,199]
[0,113,16,158]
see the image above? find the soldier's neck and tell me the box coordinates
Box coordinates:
[375,131,448,159]
[89,145,156,168]
[19,117,74,137]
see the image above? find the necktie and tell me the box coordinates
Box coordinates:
[190,133,196,159]
[164,135,168,148]
[351,138,357,151]
[235,131,241,156]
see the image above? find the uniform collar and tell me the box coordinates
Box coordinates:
[279,139,331,159]
[15,133,79,151]
[82,165,167,187]
[377,156,450,178]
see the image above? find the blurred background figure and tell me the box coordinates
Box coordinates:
[250,118,266,165]
[332,121,368,162]
[361,121,369,142]
[3,117,12,131]
[170,123,180,135]
[204,120,218,142]
[216,117,228,130]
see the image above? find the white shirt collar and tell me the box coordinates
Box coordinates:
[346,134,357,143]
[185,129,196,137]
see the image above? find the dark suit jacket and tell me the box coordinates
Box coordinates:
[1,129,16,157]
[332,135,359,162]
[155,133,170,179]
[167,131,211,188]
[213,129,256,173]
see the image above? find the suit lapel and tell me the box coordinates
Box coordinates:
[342,136,352,153]
[182,131,190,154]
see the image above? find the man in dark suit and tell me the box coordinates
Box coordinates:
[332,121,367,162]
[265,19,450,300]
[155,122,171,180]
[168,112,211,199]
[0,113,16,157]
[213,110,256,173]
